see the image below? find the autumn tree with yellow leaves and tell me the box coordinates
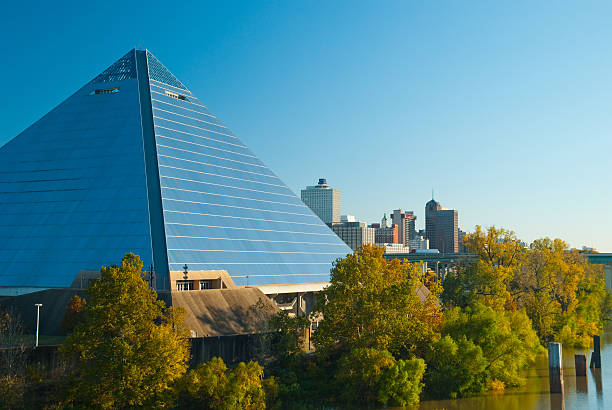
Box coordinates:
[61,253,190,409]
[443,226,612,348]
[313,245,443,359]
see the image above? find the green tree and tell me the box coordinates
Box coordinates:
[441,303,541,388]
[313,245,442,358]
[424,335,487,398]
[336,348,425,407]
[61,253,190,409]
[177,357,270,410]
[377,354,426,407]
[424,303,541,399]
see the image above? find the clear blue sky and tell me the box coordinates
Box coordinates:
[1,1,611,250]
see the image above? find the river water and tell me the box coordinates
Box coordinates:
[418,325,612,410]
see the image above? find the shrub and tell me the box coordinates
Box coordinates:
[336,348,425,406]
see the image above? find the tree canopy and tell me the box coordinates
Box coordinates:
[61,253,191,408]
[443,226,611,348]
[313,245,443,358]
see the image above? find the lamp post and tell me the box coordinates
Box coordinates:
[148,264,155,289]
[183,264,189,281]
[34,303,42,348]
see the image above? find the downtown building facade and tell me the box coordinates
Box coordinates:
[0,50,352,295]
[409,235,429,251]
[300,178,341,224]
[329,221,375,251]
[425,199,458,253]
[373,225,398,244]
[391,209,416,247]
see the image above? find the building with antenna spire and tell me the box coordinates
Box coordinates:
[425,197,458,253]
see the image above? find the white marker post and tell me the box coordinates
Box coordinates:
[34,303,43,348]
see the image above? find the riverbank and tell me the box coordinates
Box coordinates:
[418,324,612,410]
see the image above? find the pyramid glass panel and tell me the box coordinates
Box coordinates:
[0,53,153,290]
[0,49,351,293]
[89,50,136,84]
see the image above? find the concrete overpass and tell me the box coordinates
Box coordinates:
[383,253,477,279]
[585,254,612,289]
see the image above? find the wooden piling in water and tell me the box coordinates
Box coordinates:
[589,335,601,369]
[575,354,587,376]
[548,342,564,394]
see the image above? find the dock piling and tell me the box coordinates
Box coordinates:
[589,335,601,369]
[548,342,564,394]
[575,354,587,376]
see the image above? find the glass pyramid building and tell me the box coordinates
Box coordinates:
[0,49,351,294]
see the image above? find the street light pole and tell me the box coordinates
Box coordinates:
[149,264,155,289]
[34,303,42,348]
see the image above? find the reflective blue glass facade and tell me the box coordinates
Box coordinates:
[0,49,351,291]
[0,51,153,288]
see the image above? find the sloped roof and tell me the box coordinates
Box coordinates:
[169,288,279,337]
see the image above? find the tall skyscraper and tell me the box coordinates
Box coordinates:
[425,198,459,253]
[301,178,341,223]
[391,209,417,247]
[0,49,351,294]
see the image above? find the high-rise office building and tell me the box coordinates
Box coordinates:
[301,179,341,224]
[329,221,375,251]
[0,49,352,294]
[391,209,417,247]
[425,198,458,253]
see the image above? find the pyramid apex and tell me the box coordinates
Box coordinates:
[88,49,188,92]
[145,50,188,91]
[89,49,137,85]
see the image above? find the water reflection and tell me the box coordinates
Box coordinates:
[549,393,564,410]
[575,376,588,394]
[418,324,612,410]
[591,368,602,395]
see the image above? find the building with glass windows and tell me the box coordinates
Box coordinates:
[300,178,341,224]
[0,49,351,296]
[425,198,459,253]
[328,221,375,251]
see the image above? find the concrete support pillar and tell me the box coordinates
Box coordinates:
[604,263,612,290]
[548,342,564,394]
[590,335,601,369]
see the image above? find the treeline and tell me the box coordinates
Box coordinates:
[258,227,611,405]
[263,242,541,405]
[1,227,610,408]
[444,226,612,348]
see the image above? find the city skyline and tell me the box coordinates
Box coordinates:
[1,2,611,251]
